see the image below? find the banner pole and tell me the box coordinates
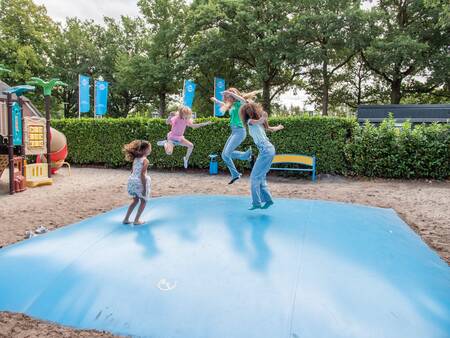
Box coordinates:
[78,74,81,118]
[94,80,96,118]
[213,78,216,116]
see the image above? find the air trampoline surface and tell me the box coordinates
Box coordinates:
[1,195,449,338]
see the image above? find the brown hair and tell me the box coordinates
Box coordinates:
[239,102,269,129]
[123,140,151,162]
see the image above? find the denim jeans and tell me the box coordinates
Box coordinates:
[250,142,275,207]
[222,127,251,179]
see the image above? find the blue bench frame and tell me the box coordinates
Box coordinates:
[269,154,317,182]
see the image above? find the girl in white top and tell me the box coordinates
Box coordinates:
[122,140,151,225]
[240,102,284,209]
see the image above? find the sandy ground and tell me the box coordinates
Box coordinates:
[1,167,449,337]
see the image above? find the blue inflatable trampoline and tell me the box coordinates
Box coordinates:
[0,195,449,338]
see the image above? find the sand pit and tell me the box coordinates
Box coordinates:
[0,167,449,337]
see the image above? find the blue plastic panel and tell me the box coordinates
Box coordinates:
[0,196,449,338]
[12,102,22,146]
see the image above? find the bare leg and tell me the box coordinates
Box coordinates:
[179,138,194,168]
[134,198,147,224]
[164,140,174,155]
[123,197,139,224]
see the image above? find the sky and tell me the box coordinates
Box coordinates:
[34,0,375,109]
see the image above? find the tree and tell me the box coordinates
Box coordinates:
[0,0,57,84]
[292,0,367,115]
[97,17,147,117]
[361,0,449,104]
[122,0,190,116]
[50,18,103,117]
[191,0,302,113]
[331,56,390,109]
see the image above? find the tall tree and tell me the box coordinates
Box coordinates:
[292,0,367,115]
[191,0,302,113]
[361,0,448,104]
[0,0,57,83]
[97,17,146,117]
[124,0,190,116]
[50,18,103,117]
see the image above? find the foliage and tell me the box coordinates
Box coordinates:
[361,0,450,104]
[52,116,357,174]
[1,0,449,115]
[190,0,303,113]
[291,0,368,115]
[345,117,450,179]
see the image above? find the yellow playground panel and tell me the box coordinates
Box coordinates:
[24,163,53,188]
[23,116,47,155]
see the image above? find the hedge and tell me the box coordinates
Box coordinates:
[345,118,450,179]
[52,116,357,174]
[51,116,449,179]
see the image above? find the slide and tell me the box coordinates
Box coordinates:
[36,127,68,174]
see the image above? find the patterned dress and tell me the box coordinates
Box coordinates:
[127,157,151,200]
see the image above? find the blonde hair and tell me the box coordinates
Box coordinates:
[123,140,151,162]
[178,106,193,119]
[221,87,262,112]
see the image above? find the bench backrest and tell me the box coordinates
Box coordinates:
[272,154,314,167]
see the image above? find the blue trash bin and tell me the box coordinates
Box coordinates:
[209,154,218,175]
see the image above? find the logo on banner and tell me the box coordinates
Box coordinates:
[214,77,226,117]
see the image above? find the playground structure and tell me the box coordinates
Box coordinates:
[0,79,69,194]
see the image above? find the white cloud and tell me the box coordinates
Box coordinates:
[34,0,140,24]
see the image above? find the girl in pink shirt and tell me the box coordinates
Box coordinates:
[159,106,213,168]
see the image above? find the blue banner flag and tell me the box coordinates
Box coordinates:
[78,75,90,114]
[12,102,22,146]
[95,81,109,116]
[183,80,196,108]
[214,77,226,117]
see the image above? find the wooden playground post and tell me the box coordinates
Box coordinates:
[45,95,51,179]
[6,93,14,195]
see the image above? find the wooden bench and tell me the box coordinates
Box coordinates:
[270,154,317,182]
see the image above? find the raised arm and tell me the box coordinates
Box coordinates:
[248,111,268,125]
[188,118,214,129]
[210,97,225,106]
[223,90,247,103]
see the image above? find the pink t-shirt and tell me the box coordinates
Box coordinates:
[167,115,192,142]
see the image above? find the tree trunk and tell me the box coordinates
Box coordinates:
[64,92,70,118]
[158,92,166,116]
[390,79,402,104]
[322,59,330,116]
[262,81,271,114]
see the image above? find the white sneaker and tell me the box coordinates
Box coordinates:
[157,140,166,146]
[183,157,189,169]
[35,225,48,234]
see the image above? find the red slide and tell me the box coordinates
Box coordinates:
[36,128,68,174]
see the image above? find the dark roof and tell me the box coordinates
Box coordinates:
[357,104,450,123]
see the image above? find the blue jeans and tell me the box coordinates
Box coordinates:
[222,127,251,179]
[250,142,275,207]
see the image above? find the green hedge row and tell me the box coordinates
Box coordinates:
[345,119,450,179]
[52,116,356,174]
[51,116,450,179]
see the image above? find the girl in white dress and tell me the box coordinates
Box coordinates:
[122,140,151,225]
